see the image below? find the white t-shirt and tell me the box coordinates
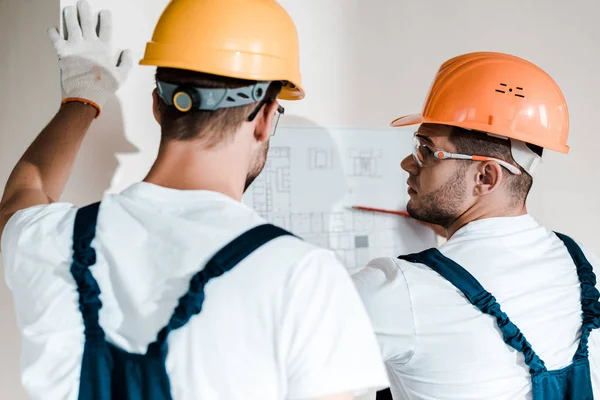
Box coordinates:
[1,182,389,400]
[352,214,600,400]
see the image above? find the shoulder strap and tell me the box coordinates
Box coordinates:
[398,249,547,375]
[149,224,297,354]
[70,202,105,340]
[554,232,600,361]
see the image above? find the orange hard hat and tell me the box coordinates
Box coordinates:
[139,0,304,101]
[391,52,570,153]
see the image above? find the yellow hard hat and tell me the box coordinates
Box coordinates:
[139,0,304,101]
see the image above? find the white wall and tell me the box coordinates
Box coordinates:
[0,1,60,398]
[1,0,599,398]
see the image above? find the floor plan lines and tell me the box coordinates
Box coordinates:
[348,148,383,177]
[309,148,334,170]
[241,126,436,272]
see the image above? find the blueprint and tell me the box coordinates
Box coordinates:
[242,126,438,273]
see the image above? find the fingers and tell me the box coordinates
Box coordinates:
[116,49,135,83]
[62,1,102,41]
[117,49,134,69]
[47,27,64,48]
[98,9,113,43]
[77,0,97,39]
[63,4,82,42]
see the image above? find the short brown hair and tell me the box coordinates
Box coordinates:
[155,68,282,147]
[448,127,542,206]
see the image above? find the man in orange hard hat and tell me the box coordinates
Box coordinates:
[353,52,600,399]
[0,1,389,398]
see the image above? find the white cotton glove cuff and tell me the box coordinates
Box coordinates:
[48,1,133,117]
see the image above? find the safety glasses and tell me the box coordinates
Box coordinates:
[271,105,284,137]
[412,133,522,175]
[247,100,285,137]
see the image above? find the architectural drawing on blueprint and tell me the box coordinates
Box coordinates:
[251,147,292,229]
[243,126,437,273]
[348,148,383,177]
[288,210,406,270]
[309,148,334,170]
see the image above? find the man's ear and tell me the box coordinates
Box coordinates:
[253,101,278,142]
[474,161,503,196]
[152,89,162,125]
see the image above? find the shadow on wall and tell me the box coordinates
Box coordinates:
[251,113,349,222]
[280,115,349,216]
[61,96,139,206]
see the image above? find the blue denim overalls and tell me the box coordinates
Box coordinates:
[69,202,295,399]
[397,232,600,400]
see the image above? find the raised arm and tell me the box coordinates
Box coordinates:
[0,0,132,242]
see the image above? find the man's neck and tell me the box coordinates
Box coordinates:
[446,204,528,239]
[143,140,248,202]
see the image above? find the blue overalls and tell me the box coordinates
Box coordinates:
[395,232,600,400]
[69,202,295,399]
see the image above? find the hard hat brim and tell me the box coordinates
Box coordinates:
[390,113,570,154]
[390,114,423,127]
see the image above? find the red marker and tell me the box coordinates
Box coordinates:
[351,206,410,217]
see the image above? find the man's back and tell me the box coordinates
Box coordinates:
[2,182,388,400]
[353,215,600,399]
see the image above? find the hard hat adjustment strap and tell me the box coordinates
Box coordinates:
[510,139,543,176]
[484,133,543,176]
[157,80,271,112]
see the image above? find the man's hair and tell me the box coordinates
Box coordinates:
[155,67,282,147]
[448,126,542,206]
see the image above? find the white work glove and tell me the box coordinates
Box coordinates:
[47,0,133,117]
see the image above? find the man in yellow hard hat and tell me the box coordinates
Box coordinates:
[353,52,600,399]
[0,1,389,399]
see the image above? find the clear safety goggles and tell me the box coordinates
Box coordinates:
[412,133,522,175]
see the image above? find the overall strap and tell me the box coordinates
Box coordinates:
[148,224,296,355]
[554,232,600,361]
[70,202,105,340]
[398,249,547,375]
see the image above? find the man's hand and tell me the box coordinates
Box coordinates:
[47,0,133,116]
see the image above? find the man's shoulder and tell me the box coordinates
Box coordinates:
[562,234,600,269]
[521,228,600,269]
[1,202,79,288]
[2,202,78,251]
[262,235,348,280]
